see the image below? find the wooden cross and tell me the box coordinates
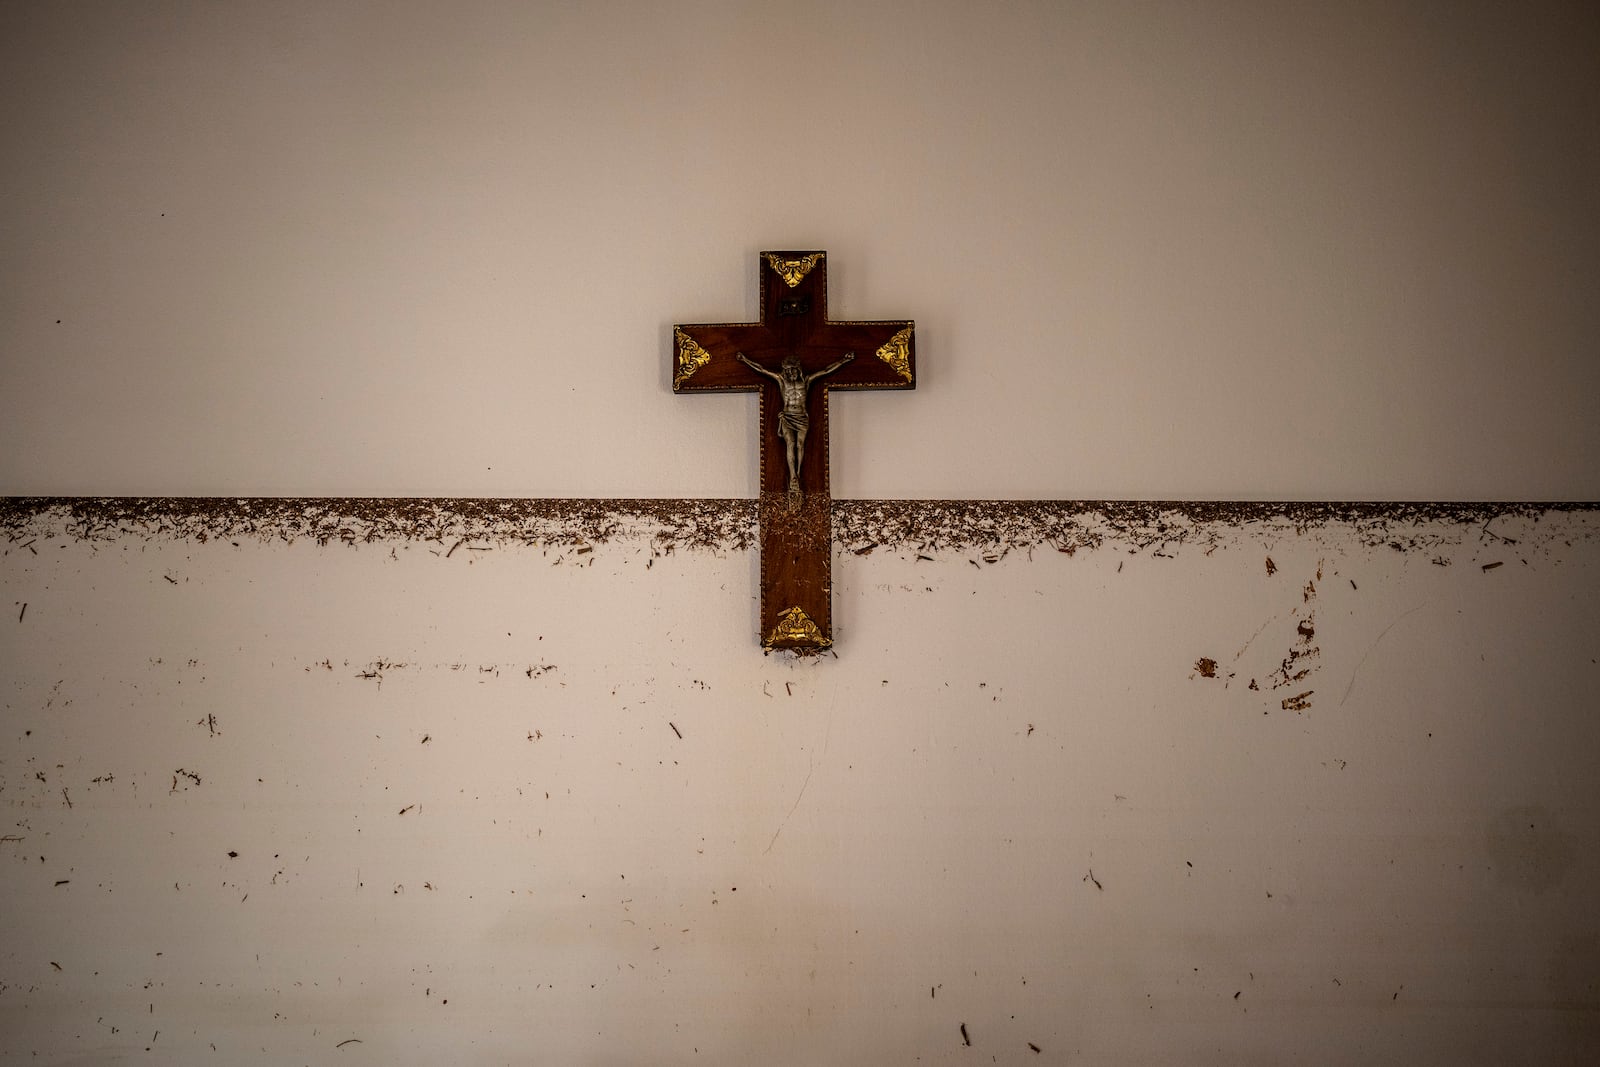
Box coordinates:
[673,251,916,651]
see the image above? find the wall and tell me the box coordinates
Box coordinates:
[4,500,1597,1064]
[2,1,1597,500]
[2,3,1598,1064]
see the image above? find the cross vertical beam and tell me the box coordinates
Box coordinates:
[673,251,916,650]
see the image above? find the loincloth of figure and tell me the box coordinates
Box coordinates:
[778,409,809,437]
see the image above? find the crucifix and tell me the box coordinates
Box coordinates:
[673,250,916,651]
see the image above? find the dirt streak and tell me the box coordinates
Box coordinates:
[1,499,1592,557]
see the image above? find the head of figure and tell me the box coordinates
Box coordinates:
[781,355,804,382]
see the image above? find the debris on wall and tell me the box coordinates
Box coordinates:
[2,496,1597,1063]
[3,498,1592,560]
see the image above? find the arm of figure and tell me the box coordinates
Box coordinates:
[737,352,782,383]
[807,351,855,383]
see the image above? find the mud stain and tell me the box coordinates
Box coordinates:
[2,499,1593,558]
[1249,564,1325,705]
[0,498,757,551]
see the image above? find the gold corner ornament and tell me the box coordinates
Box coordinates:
[875,326,913,382]
[766,606,830,649]
[763,252,823,288]
[673,328,712,388]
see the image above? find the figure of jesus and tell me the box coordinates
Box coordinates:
[737,350,855,504]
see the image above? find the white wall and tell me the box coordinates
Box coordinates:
[2,2,1599,1064]
[2,501,1598,1064]
[2,0,1596,499]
